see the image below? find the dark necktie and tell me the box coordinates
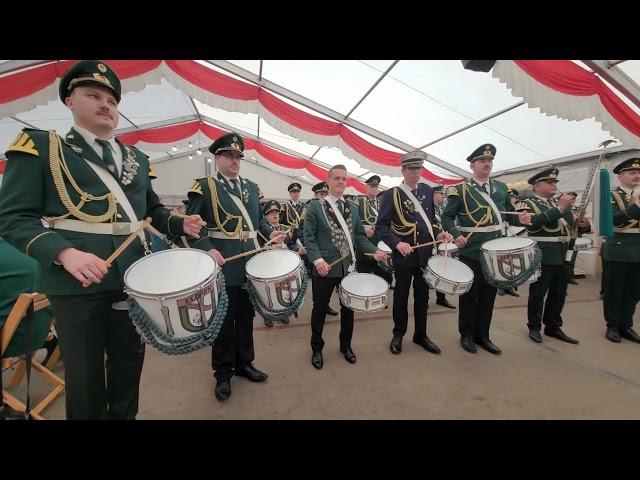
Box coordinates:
[337,199,344,215]
[95,139,118,178]
[230,178,240,195]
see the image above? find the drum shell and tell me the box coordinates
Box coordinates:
[245,250,304,311]
[480,238,539,284]
[423,257,474,295]
[339,273,389,313]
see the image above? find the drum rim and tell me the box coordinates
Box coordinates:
[480,237,535,251]
[124,248,218,298]
[245,249,303,281]
[376,240,392,254]
[425,257,474,282]
[339,273,389,298]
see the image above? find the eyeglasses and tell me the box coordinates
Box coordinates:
[219,152,243,160]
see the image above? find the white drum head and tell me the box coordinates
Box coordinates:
[575,238,592,249]
[427,256,474,282]
[245,249,300,279]
[377,241,392,254]
[341,273,388,296]
[125,249,216,295]
[482,237,534,251]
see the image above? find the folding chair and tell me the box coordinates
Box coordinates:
[1,293,64,420]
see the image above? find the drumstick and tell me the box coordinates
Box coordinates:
[444,235,448,266]
[328,254,351,268]
[81,218,151,287]
[498,211,532,225]
[223,233,284,263]
[411,240,443,250]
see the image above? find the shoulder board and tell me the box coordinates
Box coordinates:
[347,197,360,206]
[446,185,459,197]
[258,187,264,200]
[515,201,531,211]
[6,130,39,156]
[148,164,158,179]
[188,179,203,196]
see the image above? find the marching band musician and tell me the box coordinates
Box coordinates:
[185,132,285,402]
[514,168,589,345]
[0,60,206,419]
[377,152,453,356]
[441,144,531,355]
[601,158,640,344]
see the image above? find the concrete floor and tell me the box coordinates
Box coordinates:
[5,276,640,420]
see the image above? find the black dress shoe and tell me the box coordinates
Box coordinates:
[280,316,290,325]
[235,365,268,382]
[436,298,456,309]
[504,288,520,297]
[340,346,357,364]
[544,328,579,344]
[326,306,338,316]
[528,330,542,343]
[311,351,323,369]
[606,327,621,343]
[568,278,579,285]
[214,380,231,401]
[413,336,441,354]
[620,328,640,344]
[460,336,477,353]
[264,317,273,327]
[389,336,403,355]
[475,337,502,355]
[497,289,505,296]
[293,311,298,318]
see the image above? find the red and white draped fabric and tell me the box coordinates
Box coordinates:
[0,60,462,184]
[492,60,640,148]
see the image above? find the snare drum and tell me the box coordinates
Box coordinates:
[480,237,540,286]
[506,225,527,237]
[245,249,305,312]
[376,240,393,273]
[437,243,459,258]
[339,273,389,312]
[574,237,593,250]
[124,248,224,348]
[423,256,474,295]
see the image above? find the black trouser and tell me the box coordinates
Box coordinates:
[211,286,255,382]
[434,289,447,303]
[599,246,606,296]
[527,264,571,331]
[356,253,393,285]
[49,291,145,420]
[310,275,352,352]
[392,266,428,339]
[458,256,497,339]
[603,260,640,331]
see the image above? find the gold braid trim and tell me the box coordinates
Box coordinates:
[611,190,639,228]
[285,203,300,229]
[205,177,243,237]
[392,187,417,244]
[462,183,492,225]
[361,197,377,225]
[47,131,117,223]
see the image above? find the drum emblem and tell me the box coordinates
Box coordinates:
[275,276,300,307]
[497,253,526,280]
[177,283,216,332]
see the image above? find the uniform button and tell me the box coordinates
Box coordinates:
[116,214,122,219]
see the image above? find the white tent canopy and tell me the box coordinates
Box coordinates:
[1,60,639,204]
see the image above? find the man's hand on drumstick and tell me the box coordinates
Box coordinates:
[182,214,207,238]
[297,245,307,255]
[57,247,109,286]
[396,241,413,257]
[315,260,330,277]
[436,232,453,243]
[453,235,467,249]
[372,250,389,262]
[269,230,286,244]
[364,226,375,238]
[518,211,532,225]
[208,248,226,266]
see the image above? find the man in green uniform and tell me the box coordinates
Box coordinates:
[515,168,589,344]
[185,132,285,402]
[441,144,531,354]
[353,175,393,286]
[602,157,640,343]
[303,165,388,369]
[0,60,205,419]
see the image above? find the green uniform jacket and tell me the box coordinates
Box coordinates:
[303,198,378,278]
[441,178,514,261]
[603,187,640,263]
[0,236,53,358]
[515,196,585,266]
[0,128,185,295]
[353,195,380,246]
[185,173,272,287]
[280,200,306,246]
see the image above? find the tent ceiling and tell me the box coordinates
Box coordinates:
[1,60,639,189]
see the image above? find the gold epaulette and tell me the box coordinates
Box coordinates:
[6,131,38,156]
[148,164,158,179]
[188,179,203,196]
[515,201,531,211]
[446,185,459,197]
[258,188,264,200]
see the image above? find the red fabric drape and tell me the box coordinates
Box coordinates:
[514,60,640,137]
[0,159,5,174]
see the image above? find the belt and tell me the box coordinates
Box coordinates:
[457,223,504,233]
[208,230,257,240]
[613,228,640,234]
[47,218,141,235]
[527,236,570,243]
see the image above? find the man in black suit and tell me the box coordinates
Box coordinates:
[377,151,452,355]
